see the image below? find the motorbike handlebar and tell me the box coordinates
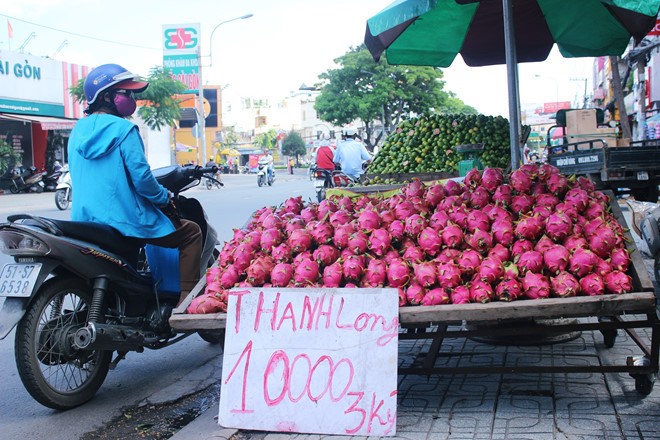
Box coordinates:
[183,165,218,178]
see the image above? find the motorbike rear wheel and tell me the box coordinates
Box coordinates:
[15,278,112,410]
[55,189,70,210]
[9,185,19,194]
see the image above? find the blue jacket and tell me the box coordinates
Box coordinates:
[68,114,175,239]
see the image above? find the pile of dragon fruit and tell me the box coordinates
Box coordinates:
[192,163,635,314]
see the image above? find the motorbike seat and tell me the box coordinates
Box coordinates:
[8,215,144,265]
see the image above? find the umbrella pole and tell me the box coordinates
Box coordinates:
[503,0,522,170]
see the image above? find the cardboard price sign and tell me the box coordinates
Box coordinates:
[218,288,399,436]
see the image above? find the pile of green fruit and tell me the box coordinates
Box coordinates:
[368,113,513,174]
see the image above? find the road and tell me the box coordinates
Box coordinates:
[0,170,316,439]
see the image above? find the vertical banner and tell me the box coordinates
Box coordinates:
[162,23,200,94]
[219,288,399,436]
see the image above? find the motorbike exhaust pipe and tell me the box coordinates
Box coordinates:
[73,322,146,352]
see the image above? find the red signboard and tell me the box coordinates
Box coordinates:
[543,101,572,114]
[647,18,660,36]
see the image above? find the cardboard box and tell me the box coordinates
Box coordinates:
[565,109,598,134]
[566,127,617,150]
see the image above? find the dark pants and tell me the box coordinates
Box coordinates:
[143,219,202,305]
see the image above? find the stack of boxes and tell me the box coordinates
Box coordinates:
[564,109,617,149]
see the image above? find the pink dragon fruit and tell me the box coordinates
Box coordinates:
[329,209,352,227]
[588,226,617,259]
[511,194,535,215]
[260,228,284,250]
[387,258,411,288]
[322,261,343,287]
[609,247,630,272]
[545,173,569,196]
[515,215,544,241]
[436,248,461,264]
[564,188,590,211]
[271,263,294,287]
[288,229,313,254]
[464,168,482,189]
[443,179,464,196]
[232,243,256,271]
[424,183,445,207]
[594,257,613,277]
[337,195,354,211]
[283,196,304,215]
[441,224,464,249]
[394,200,417,220]
[488,243,511,263]
[436,262,462,288]
[563,235,589,253]
[313,245,340,267]
[495,278,523,302]
[404,179,426,198]
[387,220,405,242]
[535,193,559,209]
[466,229,494,254]
[363,258,387,287]
[466,210,491,233]
[448,206,470,229]
[402,245,425,263]
[413,261,437,287]
[509,169,533,193]
[368,228,392,257]
[517,250,544,274]
[271,243,292,263]
[470,280,495,303]
[422,288,450,306]
[457,249,483,276]
[550,271,581,297]
[218,265,240,289]
[545,211,574,242]
[333,223,355,249]
[348,230,369,254]
[247,256,274,286]
[521,272,551,299]
[398,288,407,307]
[469,187,492,209]
[485,204,513,223]
[405,282,426,306]
[300,206,318,223]
[491,220,515,246]
[534,235,555,254]
[418,227,443,257]
[477,257,505,284]
[511,239,534,260]
[284,218,306,236]
[429,210,451,231]
[604,270,633,294]
[543,244,570,275]
[502,261,519,279]
[492,184,513,206]
[579,273,605,296]
[383,249,400,265]
[293,258,320,286]
[357,209,381,232]
[567,249,597,279]
[311,221,334,245]
[342,255,365,281]
[481,167,504,192]
[450,285,471,304]
[293,250,314,266]
[404,214,428,237]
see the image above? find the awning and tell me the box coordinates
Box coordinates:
[0,114,78,130]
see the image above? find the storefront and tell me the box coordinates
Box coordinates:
[0,50,85,183]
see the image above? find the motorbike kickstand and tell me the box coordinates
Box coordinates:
[109,351,128,370]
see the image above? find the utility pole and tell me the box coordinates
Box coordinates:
[609,56,632,140]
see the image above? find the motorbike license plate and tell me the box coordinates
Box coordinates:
[313,179,325,189]
[637,171,649,181]
[0,263,41,297]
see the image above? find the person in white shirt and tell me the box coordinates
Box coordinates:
[334,128,371,181]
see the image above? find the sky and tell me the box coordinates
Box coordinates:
[0,0,594,117]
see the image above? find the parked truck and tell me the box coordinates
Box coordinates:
[544,109,660,202]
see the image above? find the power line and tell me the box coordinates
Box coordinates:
[1,14,161,51]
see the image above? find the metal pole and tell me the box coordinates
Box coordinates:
[502,0,521,170]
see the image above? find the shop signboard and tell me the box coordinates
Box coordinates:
[162,23,200,94]
[219,288,399,436]
[0,118,34,168]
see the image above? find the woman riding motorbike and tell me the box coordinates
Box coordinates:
[68,63,202,305]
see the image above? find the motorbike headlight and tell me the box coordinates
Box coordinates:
[0,230,50,256]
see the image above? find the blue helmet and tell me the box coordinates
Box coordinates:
[83,63,148,105]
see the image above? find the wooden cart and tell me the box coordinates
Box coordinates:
[170,193,659,395]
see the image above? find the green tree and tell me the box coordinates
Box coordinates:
[281,131,306,161]
[70,66,187,131]
[254,129,278,150]
[314,45,476,150]
[0,139,19,175]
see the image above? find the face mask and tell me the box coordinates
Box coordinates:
[113,93,137,117]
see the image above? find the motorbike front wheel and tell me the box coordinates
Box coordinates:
[205,178,213,190]
[15,278,112,410]
[55,189,70,210]
[257,174,264,187]
[9,185,19,194]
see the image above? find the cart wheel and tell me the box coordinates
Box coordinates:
[633,374,655,396]
[198,329,225,347]
[601,329,617,348]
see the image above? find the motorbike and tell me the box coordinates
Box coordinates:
[54,165,72,210]
[204,171,224,190]
[42,168,63,192]
[257,159,275,187]
[0,165,221,410]
[313,167,355,202]
[308,163,317,181]
[4,166,45,194]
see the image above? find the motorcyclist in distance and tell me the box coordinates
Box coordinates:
[334,127,371,181]
[315,136,335,171]
[67,63,202,305]
[262,149,274,181]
